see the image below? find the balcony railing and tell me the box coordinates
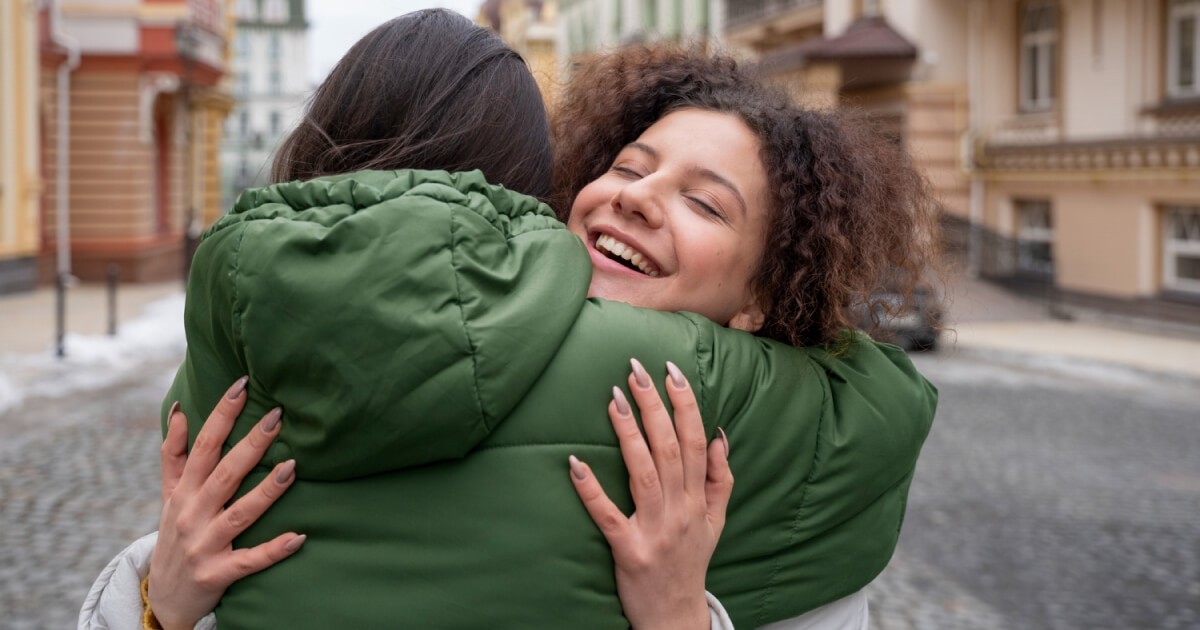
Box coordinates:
[726,0,821,30]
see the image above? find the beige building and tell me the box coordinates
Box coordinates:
[725,0,1200,324]
[478,0,562,105]
[0,0,45,293]
[33,0,235,284]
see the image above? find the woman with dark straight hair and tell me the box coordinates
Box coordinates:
[80,12,938,630]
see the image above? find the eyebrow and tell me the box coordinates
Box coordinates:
[625,142,748,220]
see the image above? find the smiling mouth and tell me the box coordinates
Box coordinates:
[595,234,661,277]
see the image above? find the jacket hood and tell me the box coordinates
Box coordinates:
[186,169,590,480]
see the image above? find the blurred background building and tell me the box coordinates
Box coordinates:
[477,0,560,103]
[0,0,235,291]
[556,0,721,60]
[221,0,309,208]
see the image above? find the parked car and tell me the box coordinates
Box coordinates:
[863,284,943,351]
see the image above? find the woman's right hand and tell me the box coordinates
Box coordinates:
[148,377,305,630]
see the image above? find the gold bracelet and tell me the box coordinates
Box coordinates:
[140,575,163,630]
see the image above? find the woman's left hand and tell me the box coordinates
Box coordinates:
[569,359,733,630]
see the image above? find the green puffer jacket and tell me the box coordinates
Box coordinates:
[163,169,936,629]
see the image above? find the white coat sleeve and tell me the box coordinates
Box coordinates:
[78,531,217,630]
[707,589,870,630]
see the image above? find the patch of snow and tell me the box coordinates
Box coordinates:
[0,294,186,412]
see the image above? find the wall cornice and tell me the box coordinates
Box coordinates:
[979,136,1200,174]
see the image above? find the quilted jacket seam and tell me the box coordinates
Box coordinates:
[448,206,490,433]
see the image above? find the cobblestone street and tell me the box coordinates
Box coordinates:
[2,345,1199,628]
[1,358,180,629]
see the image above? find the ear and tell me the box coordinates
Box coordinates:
[727,300,766,333]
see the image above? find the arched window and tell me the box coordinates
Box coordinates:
[1019,0,1058,112]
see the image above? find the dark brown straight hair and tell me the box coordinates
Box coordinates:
[272,9,552,200]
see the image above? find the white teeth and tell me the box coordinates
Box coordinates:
[595,234,661,277]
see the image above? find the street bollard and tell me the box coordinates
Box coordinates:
[55,271,67,358]
[107,263,119,336]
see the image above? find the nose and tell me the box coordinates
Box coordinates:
[611,179,664,229]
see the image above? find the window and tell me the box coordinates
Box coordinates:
[1016,200,1054,275]
[268,32,281,61]
[236,74,249,97]
[263,0,288,23]
[1019,1,1058,112]
[269,111,281,136]
[235,0,255,20]
[238,111,249,137]
[643,0,658,33]
[269,70,281,95]
[235,32,249,59]
[1164,206,1200,294]
[1169,0,1200,98]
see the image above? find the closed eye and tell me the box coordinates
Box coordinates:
[611,166,643,178]
[688,196,729,224]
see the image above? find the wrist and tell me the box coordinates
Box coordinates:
[635,595,710,630]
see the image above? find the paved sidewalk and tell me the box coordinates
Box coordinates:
[0,282,182,355]
[937,274,1200,381]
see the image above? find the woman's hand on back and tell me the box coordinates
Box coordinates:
[569,359,733,630]
[149,378,304,630]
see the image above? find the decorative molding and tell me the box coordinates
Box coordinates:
[980,135,1200,173]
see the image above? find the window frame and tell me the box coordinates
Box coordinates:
[1015,199,1056,276]
[1167,0,1200,99]
[1019,0,1060,113]
[1163,205,1200,294]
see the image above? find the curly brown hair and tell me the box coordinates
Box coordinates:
[552,45,941,349]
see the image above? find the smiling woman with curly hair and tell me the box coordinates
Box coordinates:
[553,45,941,350]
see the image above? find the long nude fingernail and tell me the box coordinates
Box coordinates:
[666,361,687,389]
[167,400,181,419]
[261,408,282,433]
[275,459,296,484]
[226,376,249,400]
[612,386,631,416]
[718,427,730,458]
[630,358,651,389]
[284,534,306,553]
[568,455,587,480]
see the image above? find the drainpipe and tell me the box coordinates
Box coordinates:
[50,0,79,357]
[966,0,984,278]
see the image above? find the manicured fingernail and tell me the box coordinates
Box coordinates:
[225,376,249,400]
[630,358,651,388]
[275,459,296,484]
[718,427,730,458]
[568,455,587,480]
[284,534,306,553]
[261,407,283,433]
[612,386,631,416]
[666,361,687,389]
[167,400,180,419]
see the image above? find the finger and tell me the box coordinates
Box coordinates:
[161,403,189,506]
[664,361,708,495]
[177,376,249,495]
[610,387,664,518]
[200,408,283,509]
[210,458,296,546]
[219,532,306,584]
[704,431,734,540]
[568,455,631,549]
[627,359,684,497]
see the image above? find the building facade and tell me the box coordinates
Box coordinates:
[478,0,561,104]
[28,0,235,284]
[558,0,723,60]
[724,0,1200,323]
[0,0,45,293]
[221,0,308,208]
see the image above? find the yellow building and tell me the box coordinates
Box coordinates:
[33,0,234,284]
[725,0,1200,325]
[0,0,44,293]
[478,0,562,105]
